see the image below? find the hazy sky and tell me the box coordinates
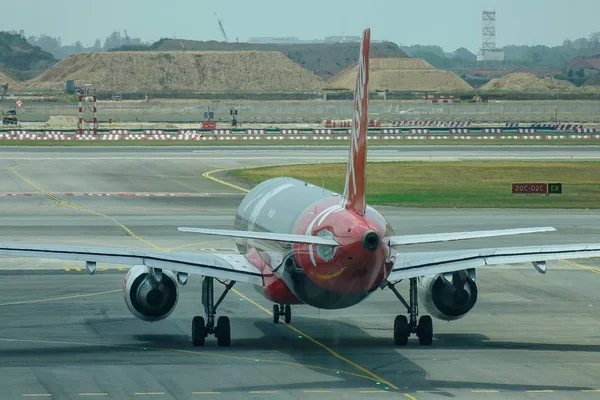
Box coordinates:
[7,0,600,52]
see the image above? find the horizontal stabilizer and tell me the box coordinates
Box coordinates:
[178,227,339,246]
[389,227,556,246]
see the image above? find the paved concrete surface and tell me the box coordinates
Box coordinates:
[0,146,599,399]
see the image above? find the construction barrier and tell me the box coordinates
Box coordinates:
[0,134,599,142]
[202,121,217,129]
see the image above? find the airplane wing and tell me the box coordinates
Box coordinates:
[178,227,339,246]
[388,243,600,281]
[388,227,556,246]
[0,242,263,286]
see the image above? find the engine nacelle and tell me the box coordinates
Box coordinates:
[123,265,179,322]
[418,269,478,321]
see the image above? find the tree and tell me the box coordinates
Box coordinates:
[576,68,585,77]
[73,41,84,53]
[92,39,102,51]
[103,31,123,50]
[589,32,600,47]
[568,69,574,77]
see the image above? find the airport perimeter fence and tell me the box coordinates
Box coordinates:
[7,100,600,124]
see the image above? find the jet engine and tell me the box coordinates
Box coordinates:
[123,265,179,322]
[418,269,478,321]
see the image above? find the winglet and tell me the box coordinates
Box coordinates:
[341,28,370,216]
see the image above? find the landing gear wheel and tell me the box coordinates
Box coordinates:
[273,304,280,323]
[284,305,291,324]
[393,315,409,346]
[215,316,231,346]
[417,315,433,346]
[192,316,206,346]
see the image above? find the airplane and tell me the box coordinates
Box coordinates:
[2,28,600,347]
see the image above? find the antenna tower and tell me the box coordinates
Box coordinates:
[481,10,496,52]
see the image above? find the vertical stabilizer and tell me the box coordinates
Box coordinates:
[342,28,370,216]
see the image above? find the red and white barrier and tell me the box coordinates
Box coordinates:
[324,120,351,128]
[245,129,266,134]
[2,132,600,142]
[392,121,471,127]
[483,128,503,133]
[574,128,596,133]
[280,129,299,134]
[312,129,334,134]
[212,129,232,135]
[555,124,583,131]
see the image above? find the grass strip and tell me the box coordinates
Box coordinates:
[232,161,600,208]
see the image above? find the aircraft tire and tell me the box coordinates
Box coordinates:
[417,315,433,346]
[284,305,291,324]
[273,305,280,323]
[216,316,231,346]
[192,316,206,346]
[393,315,409,346]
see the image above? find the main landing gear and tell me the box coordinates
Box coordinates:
[272,304,291,324]
[192,277,236,347]
[386,278,433,346]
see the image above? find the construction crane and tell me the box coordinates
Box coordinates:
[123,30,130,45]
[214,12,229,42]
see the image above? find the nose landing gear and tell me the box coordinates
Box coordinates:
[272,304,292,324]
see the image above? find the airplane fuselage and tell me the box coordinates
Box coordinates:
[234,177,395,309]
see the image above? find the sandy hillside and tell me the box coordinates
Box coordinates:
[326,58,472,92]
[480,72,577,92]
[0,70,18,89]
[25,51,324,92]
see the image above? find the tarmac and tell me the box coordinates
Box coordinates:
[0,145,599,399]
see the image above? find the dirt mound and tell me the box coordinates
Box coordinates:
[152,40,409,80]
[25,51,324,92]
[480,72,577,92]
[0,69,18,88]
[326,58,472,92]
[585,71,600,86]
[43,116,79,128]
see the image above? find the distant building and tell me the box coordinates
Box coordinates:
[477,48,505,62]
[323,36,361,43]
[248,37,304,44]
[247,35,383,45]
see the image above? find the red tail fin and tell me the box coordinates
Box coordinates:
[342,28,370,216]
